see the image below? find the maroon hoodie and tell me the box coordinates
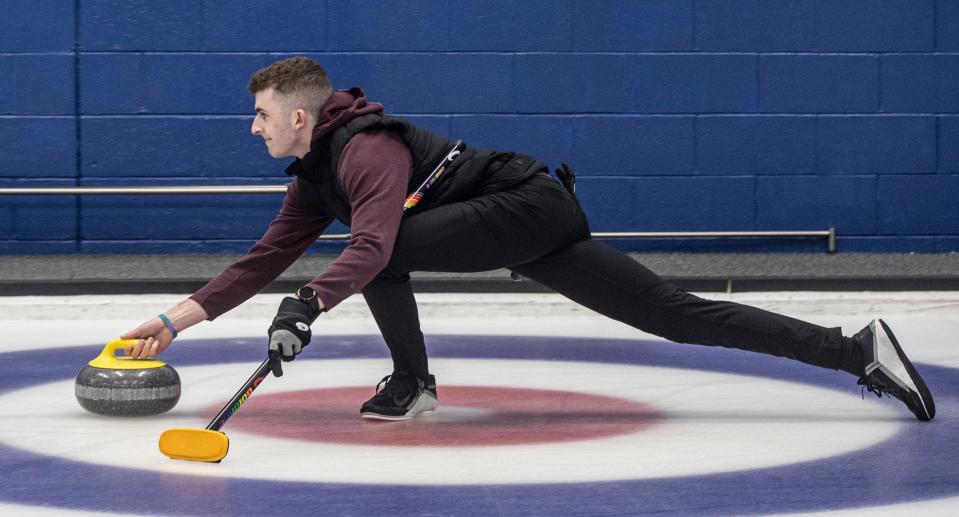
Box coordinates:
[190,89,413,319]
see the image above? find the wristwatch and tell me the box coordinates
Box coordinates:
[295,286,317,304]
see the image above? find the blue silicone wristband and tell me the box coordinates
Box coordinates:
[158,313,178,339]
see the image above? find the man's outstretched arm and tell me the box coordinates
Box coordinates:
[123,181,333,358]
[189,181,333,319]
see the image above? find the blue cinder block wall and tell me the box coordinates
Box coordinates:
[1,0,957,254]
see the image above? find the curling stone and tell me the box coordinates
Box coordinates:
[75,338,181,416]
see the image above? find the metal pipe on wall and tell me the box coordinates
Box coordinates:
[0,185,836,253]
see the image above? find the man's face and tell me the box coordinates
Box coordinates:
[251,88,304,159]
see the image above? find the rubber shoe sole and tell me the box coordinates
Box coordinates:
[360,391,439,421]
[863,319,935,421]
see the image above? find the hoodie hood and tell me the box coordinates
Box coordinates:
[311,87,384,142]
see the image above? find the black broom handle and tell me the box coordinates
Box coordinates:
[205,358,273,432]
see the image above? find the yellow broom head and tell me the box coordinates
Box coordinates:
[159,428,230,462]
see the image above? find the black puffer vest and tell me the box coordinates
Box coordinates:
[285,113,547,226]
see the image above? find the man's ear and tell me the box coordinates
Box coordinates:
[293,108,309,129]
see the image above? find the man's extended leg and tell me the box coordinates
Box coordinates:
[510,238,849,370]
[509,238,934,420]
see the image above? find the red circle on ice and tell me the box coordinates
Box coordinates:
[225,386,663,446]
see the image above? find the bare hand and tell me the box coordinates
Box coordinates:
[119,300,207,359]
[121,317,174,359]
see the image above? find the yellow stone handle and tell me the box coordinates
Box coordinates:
[102,338,139,356]
[88,338,167,369]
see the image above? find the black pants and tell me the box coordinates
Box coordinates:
[362,174,846,381]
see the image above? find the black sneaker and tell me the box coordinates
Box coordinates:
[853,319,935,421]
[360,371,438,421]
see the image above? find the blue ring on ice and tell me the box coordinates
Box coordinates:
[0,335,956,516]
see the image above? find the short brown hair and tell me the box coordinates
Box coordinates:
[247,56,333,118]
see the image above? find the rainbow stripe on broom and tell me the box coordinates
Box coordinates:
[403,140,463,212]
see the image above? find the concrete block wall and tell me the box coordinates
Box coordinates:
[1,0,957,254]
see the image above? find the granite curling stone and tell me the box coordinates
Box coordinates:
[76,338,181,416]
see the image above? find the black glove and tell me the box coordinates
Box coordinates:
[268,295,320,376]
